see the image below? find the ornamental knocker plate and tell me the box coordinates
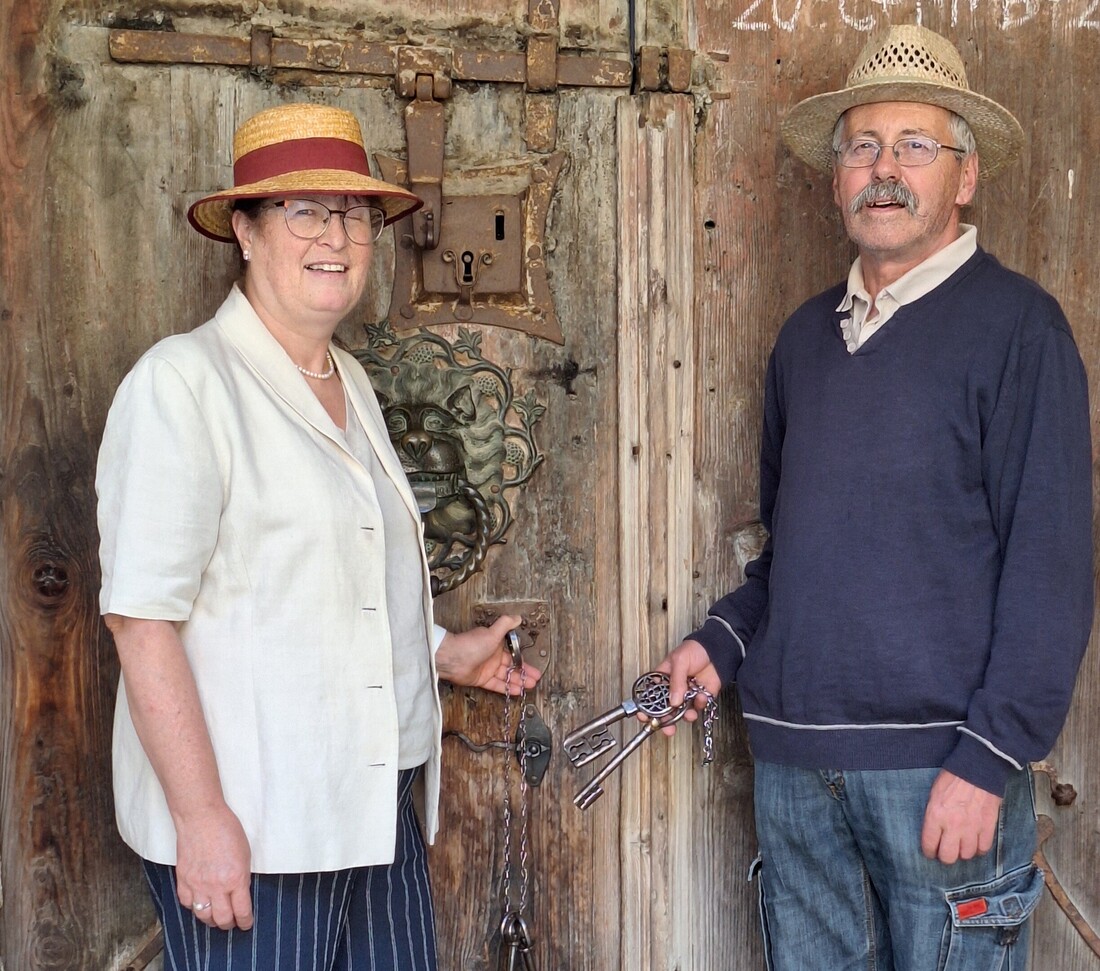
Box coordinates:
[354,322,545,595]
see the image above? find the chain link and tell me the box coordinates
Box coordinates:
[501,638,531,920]
[684,677,718,766]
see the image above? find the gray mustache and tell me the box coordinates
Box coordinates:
[849,182,918,215]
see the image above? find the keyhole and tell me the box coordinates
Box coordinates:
[460,250,475,284]
[495,211,506,240]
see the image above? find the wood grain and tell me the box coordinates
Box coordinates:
[5,2,1099,968]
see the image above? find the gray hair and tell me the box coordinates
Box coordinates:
[831,109,977,161]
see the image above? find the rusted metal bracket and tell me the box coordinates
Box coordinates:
[637,45,695,93]
[1029,762,1100,957]
[1032,758,1079,807]
[1034,814,1100,958]
[515,704,553,786]
[119,922,164,970]
[106,25,634,95]
[397,47,451,250]
[106,25,694,98]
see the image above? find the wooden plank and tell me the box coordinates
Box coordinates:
[615,91,655,969]
[657,95,698,970]
[419,88,623,971]
[0,14,163,971]
[616,90,696,970]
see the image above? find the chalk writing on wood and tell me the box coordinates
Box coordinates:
[726,0,1100,32]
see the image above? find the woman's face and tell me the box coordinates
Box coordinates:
[231,195,375,337]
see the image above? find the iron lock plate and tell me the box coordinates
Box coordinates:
[515,704,552,787]
[420,194,525,296]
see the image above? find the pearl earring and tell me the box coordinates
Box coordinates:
[242,250,251,261]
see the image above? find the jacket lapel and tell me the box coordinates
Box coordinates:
[213,285,422,524]
[337,349,424,524]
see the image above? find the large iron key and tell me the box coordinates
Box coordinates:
[573,704,690,810]
[563,671,675,768]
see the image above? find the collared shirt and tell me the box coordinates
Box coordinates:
[836,224,978,352]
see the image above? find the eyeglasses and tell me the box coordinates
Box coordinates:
[270,199,387,244]
[835,136,964,168]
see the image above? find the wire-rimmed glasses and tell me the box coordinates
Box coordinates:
[836,136,964,168]
[271,199,387,244]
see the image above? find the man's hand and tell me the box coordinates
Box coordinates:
[436,615,543,695]
[652,639,722,735]
[920,769,1003,864]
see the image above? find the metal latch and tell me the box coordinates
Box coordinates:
[515,704,552,787]
[397,47,451,250]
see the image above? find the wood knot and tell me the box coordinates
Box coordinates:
[31,562,70,602]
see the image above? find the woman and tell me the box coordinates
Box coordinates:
[96,102,540,970]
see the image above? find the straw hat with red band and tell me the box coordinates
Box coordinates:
[187,103,423,243]
[781,24,1024,182]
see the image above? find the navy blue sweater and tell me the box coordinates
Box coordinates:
[691,249,1093,796]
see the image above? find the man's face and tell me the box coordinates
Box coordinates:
[832,102,978,278]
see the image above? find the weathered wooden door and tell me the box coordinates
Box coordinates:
[3,0,1100,968]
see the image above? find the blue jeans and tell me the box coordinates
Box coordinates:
[753,763,1042,971]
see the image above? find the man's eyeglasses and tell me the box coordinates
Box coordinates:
[835,136,964,168]
[270,199,387,244]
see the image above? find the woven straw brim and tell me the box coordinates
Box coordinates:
[187,170,423,242]
[781,80,1024,182]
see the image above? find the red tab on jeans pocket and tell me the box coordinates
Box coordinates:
[957,897,989,920]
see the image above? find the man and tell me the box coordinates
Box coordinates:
[661,24,1092,970]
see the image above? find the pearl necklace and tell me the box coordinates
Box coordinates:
[296,351,336,380]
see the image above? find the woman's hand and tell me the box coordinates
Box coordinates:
[106,615,255,929]
[174,804,254,930]
[435,614,543,695]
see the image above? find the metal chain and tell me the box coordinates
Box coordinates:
[500,635,531,919]
[684,677,718,766]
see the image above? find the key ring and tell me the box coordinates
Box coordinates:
[656,701,692,729]
[500,911,533,946]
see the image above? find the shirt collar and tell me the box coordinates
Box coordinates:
[836,224,978,314]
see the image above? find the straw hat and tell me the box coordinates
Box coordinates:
[187,103,423,242]
[781,25,1024,181]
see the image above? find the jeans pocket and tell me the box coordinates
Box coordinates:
[937,862,1044,971]
[748,854,775,971]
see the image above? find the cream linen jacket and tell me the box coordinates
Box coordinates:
[96,285,442,873]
